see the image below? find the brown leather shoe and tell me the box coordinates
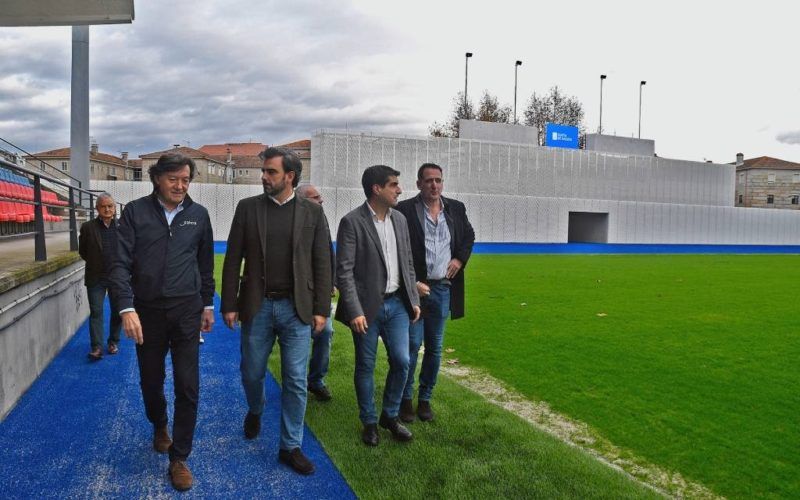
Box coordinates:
[278,447,316,475]
[417,400,434,422]
[168,460,193,491]
[87,347,102,361]
[399,398,415,423]
[153,425,172,454]
[107,343,119,355]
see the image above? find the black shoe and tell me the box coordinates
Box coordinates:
[244,411,261,439]
[399,398,415,423]
[417,400,434,422]
[378,412,413,442]
[362,423,379,446]
[278,447,315,475]
[308,385,332,402]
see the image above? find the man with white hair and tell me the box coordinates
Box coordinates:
[79,193,121,360]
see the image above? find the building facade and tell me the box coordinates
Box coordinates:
[199,142,266,185]
[139,146,231,184]
[26,144,137,182]
[735,155,800,209]
[274,139,311,183]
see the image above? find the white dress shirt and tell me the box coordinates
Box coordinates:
[368,203,400,294]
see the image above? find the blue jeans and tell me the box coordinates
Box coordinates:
[352,295,410,424]
[308,316,334,390]
[240,298,311,450]
[86,284,121,350]
[403,283,450,401]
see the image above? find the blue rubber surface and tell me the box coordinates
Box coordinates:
[0,295,355,499]
[215,241,800,255]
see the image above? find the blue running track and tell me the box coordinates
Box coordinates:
[0,295,355,499]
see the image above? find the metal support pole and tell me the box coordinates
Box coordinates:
[68,187,78,251]
[638,80,646,139]
[33,176,46,261]
[514,60,522,124]
[70,26,90,198]
[599,74,607,134]
[464,52,473,116]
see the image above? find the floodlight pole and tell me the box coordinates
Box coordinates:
[70,26,90,200]
[464,52,473,115]
[514,60,522,124]
[638,80,647,138]
[599,74,607,134]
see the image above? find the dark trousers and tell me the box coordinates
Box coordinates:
[86,283,121,349]
[135,295,203,462]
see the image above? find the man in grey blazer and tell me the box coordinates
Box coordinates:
[221,147,332,475]
[335,164,420,446]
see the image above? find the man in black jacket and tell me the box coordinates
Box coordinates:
[109,152,214,492]
[396,163,474,423]
[78,193,121,360]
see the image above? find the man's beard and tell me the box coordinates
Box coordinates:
[263,179,286,196]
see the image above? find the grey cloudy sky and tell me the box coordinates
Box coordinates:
[1,0,798,163]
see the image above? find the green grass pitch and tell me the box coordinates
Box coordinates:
[214,253,799,498]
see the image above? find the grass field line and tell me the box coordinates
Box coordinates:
[441,363,722,500]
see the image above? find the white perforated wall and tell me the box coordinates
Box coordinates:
[93,130,800,246]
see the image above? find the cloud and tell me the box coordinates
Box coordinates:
[0,0,418,157]
[776,131,800,145]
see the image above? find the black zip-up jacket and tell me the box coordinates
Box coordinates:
[109,192,215,311]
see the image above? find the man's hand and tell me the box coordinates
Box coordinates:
[445,258,463,279]
[312,315,326,335]
[416,281,431,298]
[201,309,215,332]
[121,311,143,345]
[223,312,239,329]
[350,315,368,334]
[411,305,421,323]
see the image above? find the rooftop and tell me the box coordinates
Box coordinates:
[738,156,800,171]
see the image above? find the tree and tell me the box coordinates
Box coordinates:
[429,90,513,138]
[476,90,511,124]
[523,86,585,146]
[429,91,475,138]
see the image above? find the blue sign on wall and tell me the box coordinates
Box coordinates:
[545,123,580,149]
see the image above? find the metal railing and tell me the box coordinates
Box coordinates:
[0,156,123,262]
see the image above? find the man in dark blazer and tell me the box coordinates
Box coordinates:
[78,193,121,360]
[336,164,420,446]
[396,163,475,423]
[221,147,331,475]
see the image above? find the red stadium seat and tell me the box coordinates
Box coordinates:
[0,201,14,222]
[0,182,12,198]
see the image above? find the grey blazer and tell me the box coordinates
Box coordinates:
[221,194,332,325]
[335,202,419,326]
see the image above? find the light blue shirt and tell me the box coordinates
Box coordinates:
[424,199,451,280]
[158,198,185,226]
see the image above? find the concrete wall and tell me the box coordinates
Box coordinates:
[458,119,539,144]
[310,130,734,207]
[585,134,655,156]
[93,130,800,246]
[0,260,88,419]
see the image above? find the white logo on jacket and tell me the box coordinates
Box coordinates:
[179,220,197,227]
